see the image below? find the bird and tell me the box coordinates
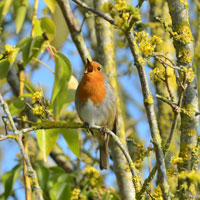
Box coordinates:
[75,59,117,170]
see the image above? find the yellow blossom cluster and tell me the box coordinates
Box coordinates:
[4,44,16,62]
[178,170,200,185]
[179,67,194,83]
[171,25,193,45]
[89,187,118,200]
[167,168,176,177]
[152,185,163,200]
[136,144,153,164]
[103,0,141,31]
[70,188,80,200]
[178,49,193,64]
[83,167,103,187]
[181,104,195,117]
[149,67,164,81]
[170,156,184,165]
[70,188,86,200]
[185,68,194,83]
[90,188,105,200]
[31,91,43,103]
[149,65,173,82]
[32,105,45,116]
[135,31,162,56]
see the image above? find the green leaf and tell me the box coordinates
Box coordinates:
[22,36,45,66]
[65,75,78,105]
[61,129,79,158]
[33,19,43,36]
[2,164,21,199]
[0,0,13,22]
[51,4,69,50]
[36,165,49,191]
[49,174,71,200]
[15,0,29,33]
[24,80,37,93]
[9,99,26,115]
[16,37,31,49]
[51,52,72,119]
[36,129,59,161]
[44,0,56,13]
[49,166,65,175]
[50,182,71,200]
[40,17,56,41]
[0,60,10,80]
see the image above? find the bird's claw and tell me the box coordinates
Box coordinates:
[84,122,90,129]
[100,125,107,133]
[84,122,94,136]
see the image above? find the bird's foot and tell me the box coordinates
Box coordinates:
[84,122,94,136]
[100,125,107,134]
[84,122,90,129]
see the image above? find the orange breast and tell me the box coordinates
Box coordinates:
[78,73,106,104]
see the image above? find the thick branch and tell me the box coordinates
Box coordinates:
[56,0,91,64]
[167,0,199,198]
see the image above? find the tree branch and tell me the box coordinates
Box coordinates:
[56,0,91,64]
[72,0,115,25]
[125,32,170,200]
[167,0,198,198]
[0,94,44,200]
[22,121,139,182]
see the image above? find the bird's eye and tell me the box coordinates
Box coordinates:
[97,66,101,71]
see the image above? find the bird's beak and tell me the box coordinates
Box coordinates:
[84,64,93,73]
[84,59,93,73]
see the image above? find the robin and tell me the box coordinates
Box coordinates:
[75,59,117,170]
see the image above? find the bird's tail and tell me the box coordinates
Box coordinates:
[99,136,109,170]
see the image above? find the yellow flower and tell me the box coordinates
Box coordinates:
[32,105,45,116]
[31,91,43,103]
[170,156,184,165]
[186,68,194,83]
[83,167,103,187]
[4,44,16,62]
[70,188,81,200]
[135,32,162,56]
[152,185,163,200]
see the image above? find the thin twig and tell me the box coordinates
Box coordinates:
[165,67,175,102]
[32,57,54,74]
[154,56,181,71]
[71,0,115,25]
[78,16,86,33]
[0,95,17,132]
[152,52,175,66]
[0,134,16,141]
[156,94,179,111]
